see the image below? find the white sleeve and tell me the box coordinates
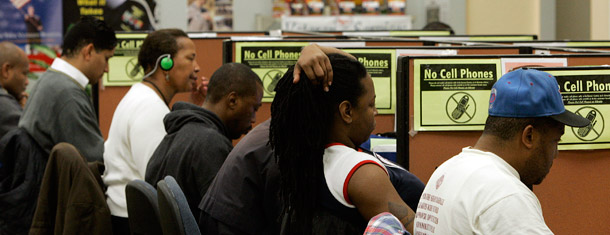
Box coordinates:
[129,107,168,178]
[324,150,387,208]
[477,193,554,235]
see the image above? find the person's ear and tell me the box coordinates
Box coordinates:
[227,91,238,110]
[1,62,12,80]
[82,43,95,60]
[339,100,353,124]
[521,125,535,149]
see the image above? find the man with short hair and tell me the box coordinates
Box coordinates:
[0,42,29,139]
[145,63,263,221]
[414,68,590,234]
[19,16,117,162]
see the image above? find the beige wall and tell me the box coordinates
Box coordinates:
[466,0,540,35]
[556,0,591,39]
[590,0,610,39]
[466,0,609,40]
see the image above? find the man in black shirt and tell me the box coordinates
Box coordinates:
[0,42,29,139]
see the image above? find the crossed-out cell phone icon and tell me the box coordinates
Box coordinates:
[577,110,597,137]
[451,95,470,120]
[445,92,476,124]
[571,106,604,142]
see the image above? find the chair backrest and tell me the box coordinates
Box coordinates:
[126,180,162,235]
[157,175,201,235]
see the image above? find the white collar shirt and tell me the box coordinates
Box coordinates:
[49,58,89,88]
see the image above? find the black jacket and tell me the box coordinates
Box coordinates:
[0,86,22,140]
[146,102,233,222]
[0,128,47,235]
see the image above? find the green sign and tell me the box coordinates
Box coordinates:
[343,49,396,114]
[235,42,309,102]
[414,59,502,131]
[104,33,148,86]
[543,69,610,150]
[236,43,397,114]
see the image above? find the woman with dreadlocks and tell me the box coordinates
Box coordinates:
[270,53,415,234]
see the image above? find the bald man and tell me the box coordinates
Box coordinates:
[0,42,29,139]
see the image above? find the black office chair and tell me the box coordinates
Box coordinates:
[125,179,162,235]
[157,176,200,235]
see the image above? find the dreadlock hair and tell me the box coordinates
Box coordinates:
[270,53,368,234]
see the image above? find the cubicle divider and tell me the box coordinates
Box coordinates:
[460,40,610,52]
[299,30,453,37]
[212,31,267,37]
[383,45,530,55]
[396,54,610,234]
[281,31,331,36]
[511,40,610,49]
[341,30,452,37]
[417,34,538,42]
[528,47,610,55]
[405,35,538,50]
[423,39,610,55]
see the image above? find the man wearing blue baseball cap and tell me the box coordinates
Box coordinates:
[414,68,590,234]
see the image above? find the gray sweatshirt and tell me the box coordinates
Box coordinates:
[19,69,103,162]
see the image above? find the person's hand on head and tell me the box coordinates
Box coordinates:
[293,44,333,92]
[190,75,208,106]
[19,91,28,108]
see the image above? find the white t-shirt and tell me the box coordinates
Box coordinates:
[414,147,553,235]
[323,144,387,208]
[103,82,170,217]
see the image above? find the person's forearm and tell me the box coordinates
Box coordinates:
[388,201,415,233]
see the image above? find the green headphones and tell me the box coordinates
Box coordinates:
[159,54,174,71]
[143,54,174,79]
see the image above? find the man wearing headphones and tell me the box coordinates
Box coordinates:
[102,28,204,234]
